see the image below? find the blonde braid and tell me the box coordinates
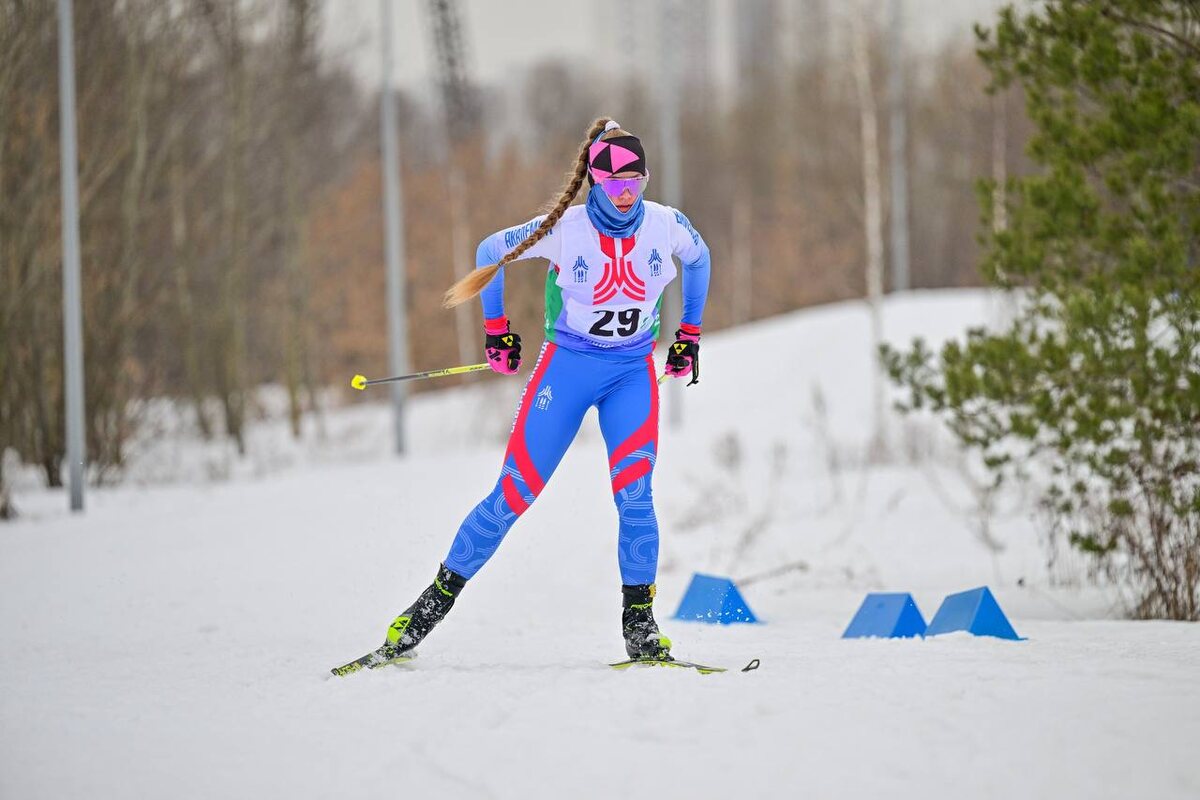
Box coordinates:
[442,117,614,308]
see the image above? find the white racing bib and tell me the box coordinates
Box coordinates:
[564,296,658,341]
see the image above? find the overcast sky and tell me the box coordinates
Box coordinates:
[322,0,1016,98]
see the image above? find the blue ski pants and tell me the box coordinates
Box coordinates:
[444,342,661,585]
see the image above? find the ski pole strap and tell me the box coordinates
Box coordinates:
[350,363,490,390]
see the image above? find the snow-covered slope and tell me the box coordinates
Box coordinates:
[2,290,1197,799]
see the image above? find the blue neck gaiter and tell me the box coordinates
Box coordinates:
[585,184,645,238]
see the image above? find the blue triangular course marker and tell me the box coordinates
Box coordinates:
[672,573,759,624]
[925,586,1024,640]
[842,592,927,639]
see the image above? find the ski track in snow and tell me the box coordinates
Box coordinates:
[2,291,1199,799]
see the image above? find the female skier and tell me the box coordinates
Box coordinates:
[362,117,710,668]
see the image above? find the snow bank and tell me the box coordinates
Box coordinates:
[3,290,1197,799]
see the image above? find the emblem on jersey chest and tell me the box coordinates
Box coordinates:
[571,256,589,284]
[594,235,645,304]
[648,248,663,277]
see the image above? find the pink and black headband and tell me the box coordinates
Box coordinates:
[587,121,647,185]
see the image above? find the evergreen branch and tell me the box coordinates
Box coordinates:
[1100,5,1200,59]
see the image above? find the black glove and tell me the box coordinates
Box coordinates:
[665,329,700,386]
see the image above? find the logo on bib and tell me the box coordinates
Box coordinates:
[535,385,553,411]
[595,235,645,304]
[572,256,589,284]
[648,249,663,277]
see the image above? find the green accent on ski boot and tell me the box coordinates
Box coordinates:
[622,582,670,659]
[638,634,672,661]
[386,615,412,645]
[434,578,454,597]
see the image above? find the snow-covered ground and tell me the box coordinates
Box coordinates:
[2,290,1198,799]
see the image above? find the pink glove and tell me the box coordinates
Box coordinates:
[484,317,522,375]
[665,326,700,385]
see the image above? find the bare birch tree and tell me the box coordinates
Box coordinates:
[850,1,887,452]
[280,0,319,438]
[196,0,252,454]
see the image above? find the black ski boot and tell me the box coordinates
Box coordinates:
[383,563,467,656]
[622,583,673,660]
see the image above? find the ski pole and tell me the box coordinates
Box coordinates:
[351,363,490,390]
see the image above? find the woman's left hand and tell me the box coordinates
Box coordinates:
[664,329,700,385]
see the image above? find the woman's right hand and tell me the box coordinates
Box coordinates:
[485,327,522,375]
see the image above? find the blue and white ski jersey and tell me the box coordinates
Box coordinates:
[475,201,711,359]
